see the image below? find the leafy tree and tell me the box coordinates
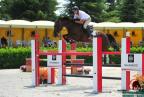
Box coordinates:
[102,0,122,22]
[136,0,144,22]
[0,0,14,20]
[0,0,58,21]
[120,0,144,22]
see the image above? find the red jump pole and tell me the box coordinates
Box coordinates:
[121,36,131,91]
[51,68,55,84]
[35,33,40,86]
[126,37,130,91]
[97,37,102,92]
[62,40,66,85]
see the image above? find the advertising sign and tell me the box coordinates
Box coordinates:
[47,55,62,67]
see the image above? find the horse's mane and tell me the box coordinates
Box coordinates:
[58,17,73,22]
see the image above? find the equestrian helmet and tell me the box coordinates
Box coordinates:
[72,6,79,11]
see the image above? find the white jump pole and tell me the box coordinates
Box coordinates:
[57,40,63,85]
[31,40,36,86]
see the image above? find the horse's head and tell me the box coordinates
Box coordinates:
[53,17,72,37]
[53,19,63,37]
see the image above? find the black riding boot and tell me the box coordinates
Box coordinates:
[86,25,93,37]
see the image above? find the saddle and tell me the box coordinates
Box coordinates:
[83,25,93,37]
[73,19,93,36]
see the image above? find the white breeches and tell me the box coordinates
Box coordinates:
[83,18,91,29]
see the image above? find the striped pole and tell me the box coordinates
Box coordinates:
[121,37,130,90]
[31,33,40,86]
[93,37,102,93]
[56,40,66,85]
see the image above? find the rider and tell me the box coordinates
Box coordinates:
[72,6,92,37]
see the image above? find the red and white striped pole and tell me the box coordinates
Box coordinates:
[31,33,40,86]
[121,36,130,90]
[93,37,102,93]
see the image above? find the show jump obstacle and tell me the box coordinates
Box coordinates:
[31,33,144,93]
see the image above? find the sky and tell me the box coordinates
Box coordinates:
[55,0,68,15]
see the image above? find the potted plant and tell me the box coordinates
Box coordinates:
[130,74,144,91]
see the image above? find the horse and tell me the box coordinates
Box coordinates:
[53,17,118,51]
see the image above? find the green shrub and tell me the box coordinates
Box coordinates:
[0,47,31,69]
[0,46,144,69]
[110,55,121,64]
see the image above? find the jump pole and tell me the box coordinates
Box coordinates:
[93,36,102,93]
[31,33,40,86]
[31,39,36,86]
[57,39,66,85]
[121,37,130,90]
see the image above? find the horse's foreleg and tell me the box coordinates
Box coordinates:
[63,34,69,42]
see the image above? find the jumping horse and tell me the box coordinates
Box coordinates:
[53,17,118,51]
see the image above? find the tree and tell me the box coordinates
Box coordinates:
[0,0,14,20]
[102,0,122,22]
[0,0,58,21]
[120,0,144,22]
[136,0,144,22]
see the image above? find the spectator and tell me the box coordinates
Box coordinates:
[43,36,53,47]
[1,36,7,47]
